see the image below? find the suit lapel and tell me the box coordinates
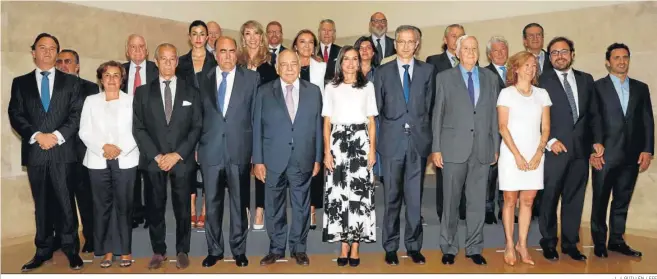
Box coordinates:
[390,63,405,101]
[149,80,168,127]
[602,76,624,119]
[476,67,488,109]
[625,78,640,120]
[169,79,185,126]
[450,67,473,109]
[294,81,308,126]
[273,80,292,125]
[48,70,66,113]
[205,67,220,112]
[225,67,244,116]
[574,71,586,119]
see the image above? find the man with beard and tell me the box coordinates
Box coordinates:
[538,36,603,262]
[369,12,395,65]
[267,21,285,65]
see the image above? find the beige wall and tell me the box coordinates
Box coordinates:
[2,1,656,244]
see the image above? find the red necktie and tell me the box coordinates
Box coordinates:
[323,45,329,62]
[133,65,142,95]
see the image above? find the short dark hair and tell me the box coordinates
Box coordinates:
[546,36,575,53]
[330,46,368,89]
[605,43,630,61]
[60,49,80,64]
[96,60,126,91]
[31,33,60,53]
[522,23,544,39]
[189,20,208,34]
[353,36,378,66]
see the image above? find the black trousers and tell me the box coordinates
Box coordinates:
[310,166,324,209]
[255,179,265,209]
[539,153,588,250]
[27,163,80,257]
[590,161,639,246]
[144,166,193,255]
[89,161,136,256]
[53,162,94,247]
[132,170,152,224]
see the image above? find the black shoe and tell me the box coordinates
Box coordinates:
[485,212,497,224]
[65,253,84,270]
[497,211,518,223]
[348,257,360,267]
[594,246,608,258]
[459,213,466,220]
[562,248,587,261]
[202,255,224,267]
[21,255,52,272]
[143,221,150,229]
[291,252,310,266]
[441,254,455,265]
[466,254,487,265]
[234,254,248,267]
[542,247,559,261]
[407,251,426,264]
[52,238,62,252]
[260,253,283,266]
[81,241,93,253]
[337,257,348,266]
[384,252,399,265]
[609,243,642,257]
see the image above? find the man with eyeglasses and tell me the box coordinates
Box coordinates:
[267,21,286,65]
[369,12,395,65]
[374,25,436,266]
[206,21,222,55]
[537,36,603,262]
[522,23,552,76]
[53,49,99,254]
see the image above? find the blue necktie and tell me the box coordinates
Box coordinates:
[217,71,228,113]
[41,71,50,111]
[402,64,410,103]
[500,66,507,82]
[467,72,475,105]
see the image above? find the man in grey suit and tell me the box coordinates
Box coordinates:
[374,25,436,266]
[197,37,258,268]
[432,35,500,266]
[253,50,322,266]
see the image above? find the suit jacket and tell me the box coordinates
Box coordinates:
[593,75,654,163]
[270,45,287,65]
[132,77,202,172]
[485,63,506,90]
[539,68,602,159]
[317,44,341,82]
[75,77,100,160]
[374,58,436,158]
[538,49,553,75]
[79,92,139,169]
[253,79,323,174]
[176,49,217,89]
[198,67,260,166]
[120,60,158,93]
[372,35,396,64]
[308,58,327,95]
[426,52,453,74]
[8,69,83,166]
[432,66,500,164]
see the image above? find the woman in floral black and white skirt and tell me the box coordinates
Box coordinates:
[322,46,378,267]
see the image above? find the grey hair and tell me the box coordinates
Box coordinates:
[154,43,178,60]
[125,34,147,51]
[394,25,421,44]
[486,35,509,56]
[443,24,464,38]
[455,34,477,57]
[318,19,336,31]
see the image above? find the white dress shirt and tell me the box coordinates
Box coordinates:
[127,60,147,95]
[216,66,236,116]
[322,82,378,125]
[493,63,506,81]
[159,75,177,111]
[79,91,139,169]
[30,67,64,145]
[396,57,415,83]
[320,43,333,59]
[546,67,580,150]
[280,78,300,113]
[372,34,387,56]
[269,44,282,55]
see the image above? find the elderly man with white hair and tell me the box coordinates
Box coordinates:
[432,34,500,266]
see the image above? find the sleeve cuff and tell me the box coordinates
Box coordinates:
[546,138,557,151]
[53,130,65,145]
[29,132,41,144]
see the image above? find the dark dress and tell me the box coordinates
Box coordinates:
[299,65,324,212]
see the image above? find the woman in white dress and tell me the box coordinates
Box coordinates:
[322,46,377,267]
[497,51,552,266]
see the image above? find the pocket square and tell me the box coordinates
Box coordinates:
[183,101,192,106]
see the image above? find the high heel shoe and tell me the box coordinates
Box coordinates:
[349,243,360,267]
[310,212,317,230]
[253,208,264,230]
[191,215,197,228]
[197,215,205,228]
[503,248,516,266]
[516,244,535,265]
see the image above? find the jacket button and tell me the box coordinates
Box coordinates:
[474,111,477,114]
[289,142,292,145]
[222,134,225,137]
[470,129,474,132]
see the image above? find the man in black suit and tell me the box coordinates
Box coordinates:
[8,33,84,271]
[369,12,395,65]
[133,43,202,270]
[523,23,552,77]
[267,21,286,65]
[538,36,604,262]
[53,49,99,253]
[483,36,510,225]
[317,19,341,82]
[121,34,159,229]
[197,37,259,268]
[590,43,654,258]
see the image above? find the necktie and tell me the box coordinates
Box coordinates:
[133,65,142,95]
[323,45,329,62]
[451,56,459,67]
[163,80,172,124]
[376,38,383,64]
[402,65,411,103]
[270,48,277,65]
[562,73,578,123]
[285,84,296,122]
[467,72,475,105]
[536,54,543,76]
[500,66,507,81]
[217,71,228,114]
[41,72,50,111]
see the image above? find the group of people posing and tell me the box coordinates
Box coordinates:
[8,11,653,273]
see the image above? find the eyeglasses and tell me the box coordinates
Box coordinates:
[56,59,75,65]
[550,49,571,57]
[371,19,387,24]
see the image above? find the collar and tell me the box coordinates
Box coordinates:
[280,78,300,91]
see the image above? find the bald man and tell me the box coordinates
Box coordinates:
[206,21,222,55]
[369,12,396,64]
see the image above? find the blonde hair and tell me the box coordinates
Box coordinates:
[237,20,272,68]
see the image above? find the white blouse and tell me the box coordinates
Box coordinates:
[322,81,378,125]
